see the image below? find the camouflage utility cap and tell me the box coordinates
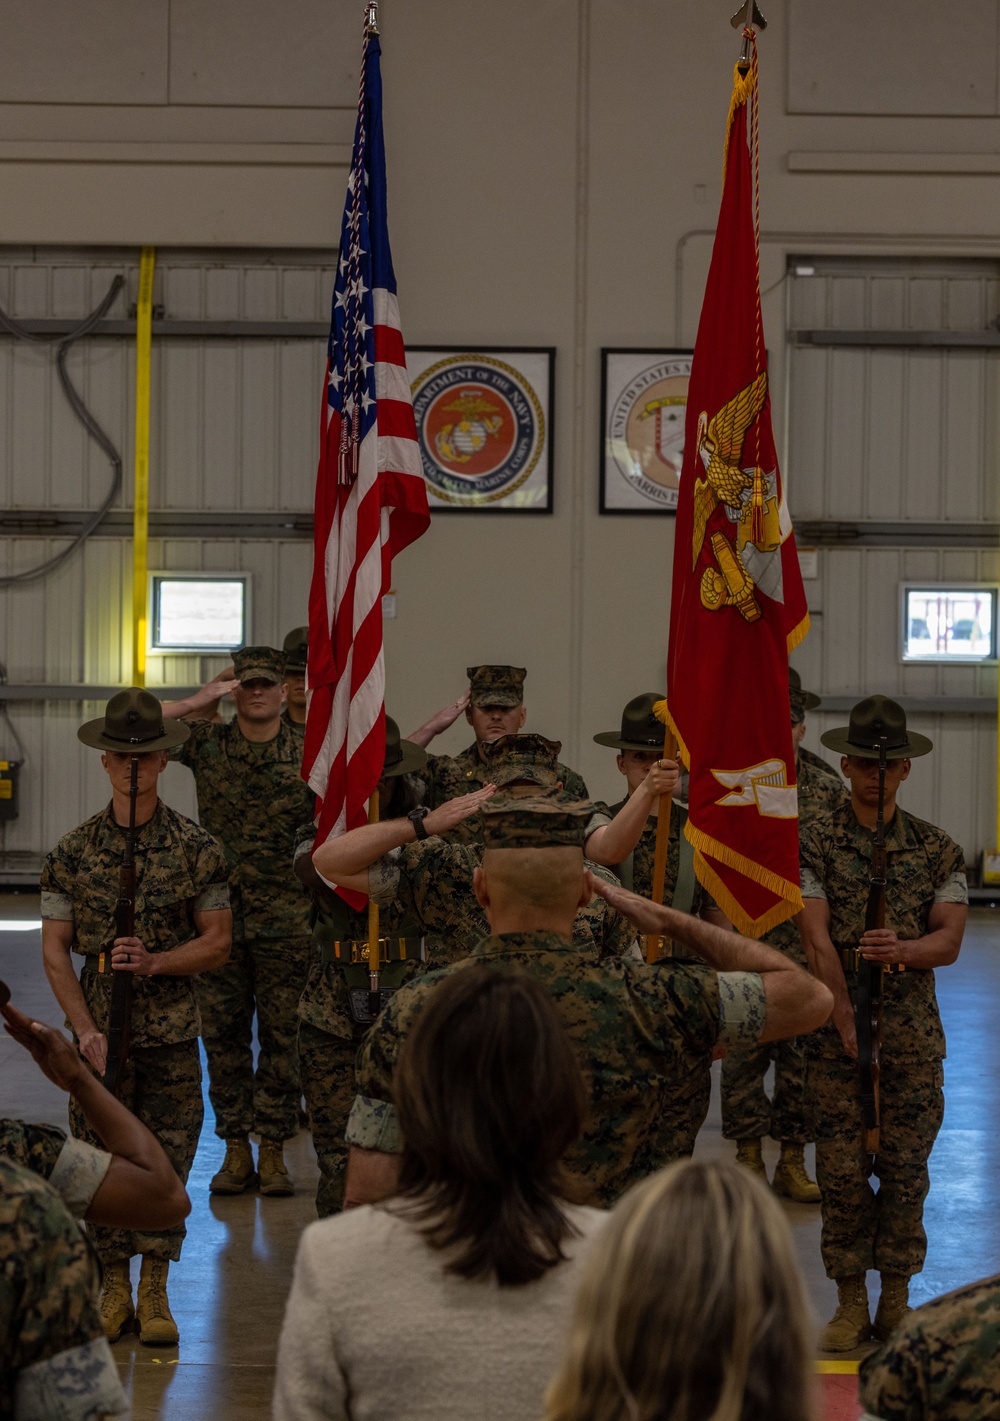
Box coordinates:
[282,626,309,673]
[466,665,526,708]
[482,795,592,849]
[77,688,189,753]
[233,646,283,685]
[821,695,932,761]
[481,732,562,788]
[594,692,666,751]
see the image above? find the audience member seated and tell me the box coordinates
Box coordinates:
[1,1158,128,1419]
[272,967,607,1421]
[1,990,190,1229]
[859,1271,1000,1421]
[543,1158,816,1421]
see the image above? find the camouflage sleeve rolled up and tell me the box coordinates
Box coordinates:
[0,1119,112,1223]
[858,1272,1000,1421]
[0,1159,127,1419]
[716,971,767,1048]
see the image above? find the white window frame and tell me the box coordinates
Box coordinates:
[148,572,252,654]
[899,582,998,666]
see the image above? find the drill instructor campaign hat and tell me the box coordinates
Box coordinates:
[233,646,284,686]
[481,795,592,850]
[466,665,526,709]
[78,688,190,754]
[821,695,933,761]
[789,667,821,716]
[480,733,562,789]
[282,626,309,674]
[382,716,428,779]
[593,692,666,752]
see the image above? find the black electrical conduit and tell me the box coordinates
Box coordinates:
[0,274,127,586]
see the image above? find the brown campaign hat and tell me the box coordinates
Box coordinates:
[466,665,526,709]
[233,646,284,685]
[480,733,562,788]
[282,626,309,674]
[481,795,591,849]
[821,695,933,761]
[77,688,190,754]
[789,667,821,713]
[382,715,428,779]
[594,692,666,751]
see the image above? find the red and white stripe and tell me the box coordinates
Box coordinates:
[303,289,429,893]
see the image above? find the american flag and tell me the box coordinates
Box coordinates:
[303,7,429,887]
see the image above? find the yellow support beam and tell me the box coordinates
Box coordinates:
[132,247,155,688]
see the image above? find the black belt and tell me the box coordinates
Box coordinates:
[840,948,905,976]
[320,936,424,968]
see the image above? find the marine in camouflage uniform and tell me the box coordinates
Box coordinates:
[314,732,638,968]
[722,668,847,1202]
[421,666,588,842]
[798,696,968,1351]
[345,798,769,1205]
[858,1272,1000,1421]
[0,1157,128,1420]
[0,1119,112,1224]
[296,717,426,1217]
[168,646,315,1196]
[281,625,308,734]
[40,688,231,1346]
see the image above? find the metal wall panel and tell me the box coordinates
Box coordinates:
[0,533,312,872]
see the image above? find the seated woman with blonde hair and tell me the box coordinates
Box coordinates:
[544,1158,816,1421]
[273,966,606,1421]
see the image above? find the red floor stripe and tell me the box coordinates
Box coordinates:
[822,1373,861,1421]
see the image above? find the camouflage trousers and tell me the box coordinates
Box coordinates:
[721,1035,810,1143]
[69,1039,202,1265]
[298,1021,367,1217]
[196,935,312,1143]
[806,1033,944,1279]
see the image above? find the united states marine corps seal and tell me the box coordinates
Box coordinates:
[411,354,545,507]
[605,353,692,511]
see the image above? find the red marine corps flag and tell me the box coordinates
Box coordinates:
[304,2,430,904]
[666,20,810,937]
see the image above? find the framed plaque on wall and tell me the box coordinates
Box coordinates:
[600,348,693,514]
[408,347,555,513]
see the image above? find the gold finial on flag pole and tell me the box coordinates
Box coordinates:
[365,1,379,33]
[730,0,767,72]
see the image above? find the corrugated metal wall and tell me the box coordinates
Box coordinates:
[0,248,327,874]
[787,256,999,865]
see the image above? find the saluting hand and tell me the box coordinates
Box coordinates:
[859,928,908,968]
[423,785,496,837]
[592,879,667,935]
[111,935,157,977]
[422,690,471,736]
[2,1001,91,1092]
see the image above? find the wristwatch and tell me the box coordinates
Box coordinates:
[407,805,431,840]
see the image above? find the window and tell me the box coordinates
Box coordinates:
[150,574,250,653]
[901,586,996,663]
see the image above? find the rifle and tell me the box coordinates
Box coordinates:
[102,754,138,1098]
[855,735,888,1173]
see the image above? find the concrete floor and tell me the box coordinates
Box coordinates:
[1,896,997,1418]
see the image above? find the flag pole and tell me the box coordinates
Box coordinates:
[367,788,381,1017]
[647,702,677,962]
[731,0,768,70]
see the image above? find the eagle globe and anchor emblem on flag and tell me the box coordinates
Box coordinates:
[411,355,545,507]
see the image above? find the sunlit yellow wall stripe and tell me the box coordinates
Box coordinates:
[132,247,156,688]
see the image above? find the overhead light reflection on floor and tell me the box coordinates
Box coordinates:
[0,920,41,930]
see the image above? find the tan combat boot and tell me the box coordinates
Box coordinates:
[873,1273,911,1341]
[772,1143,822,1203]
[136,1257,179,1347]
[209,1137,257,1194]
[820,1274,871,1351]
[258,1138,294,1197]
[735,1138,767,1179]
[98,1260,134,1342]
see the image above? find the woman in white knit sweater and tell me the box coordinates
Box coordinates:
[272,966,607,1421]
